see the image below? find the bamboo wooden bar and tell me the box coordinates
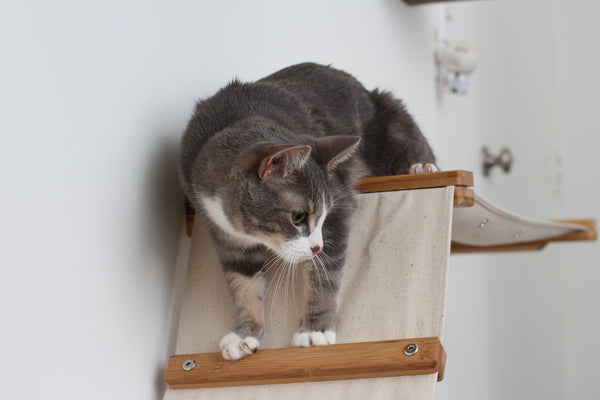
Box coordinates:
[165,337,446,390]
[355,169,473,193]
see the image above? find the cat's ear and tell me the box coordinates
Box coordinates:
[258,144,312,180]
[316,136,361,170]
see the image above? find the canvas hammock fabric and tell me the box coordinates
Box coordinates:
[452,193,587,246]
[164,186,455,400]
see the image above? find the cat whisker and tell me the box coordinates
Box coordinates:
[331,192,356,207]
[269,249,295,321]
[270,250,290,290]
[279,257,290,312]
[332,192,355,203]
[310,257,323,287]
[331,201,354,212]
[261,252,282,273]
[234,244,251,261]
[266,262,283,319]
[331,191,353,203]
[246,252,281,291]
[322,240,343,256]
[319,251,342,272]
[245,272,265,292]
[290,256,298,311]
[283,254,298,318]
[314,253,332,289]
[330,182,355,199]
[287,255,297,307]
[332,181,354,194]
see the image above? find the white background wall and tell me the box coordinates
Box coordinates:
[2,1,598,399]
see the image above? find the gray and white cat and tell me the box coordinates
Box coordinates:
[180,62,437,360]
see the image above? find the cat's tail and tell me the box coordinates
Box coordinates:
[359,90,437,176]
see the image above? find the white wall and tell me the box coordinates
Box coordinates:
[0,1,440,399]
[553,2,600,398]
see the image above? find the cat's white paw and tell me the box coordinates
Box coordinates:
[409,163,438,174]
[219,332,260,360]
[292,330,336,347]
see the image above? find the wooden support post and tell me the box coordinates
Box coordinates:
[165,337,446,390]
[354,170,473,193]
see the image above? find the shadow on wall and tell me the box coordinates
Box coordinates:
[141,135,184,266]
[139,135,185,399]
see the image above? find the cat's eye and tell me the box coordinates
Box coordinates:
[292,210,307,225]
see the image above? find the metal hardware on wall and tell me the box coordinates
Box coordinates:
[482,146,513,177]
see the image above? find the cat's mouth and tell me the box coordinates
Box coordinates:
[277,245,322,262]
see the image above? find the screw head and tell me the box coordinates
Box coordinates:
[182,358,196,371]
[404,343,419,356]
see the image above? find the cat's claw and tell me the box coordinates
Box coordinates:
[219,332,260,360]
[409,163,438,174]
[292,330,336,347]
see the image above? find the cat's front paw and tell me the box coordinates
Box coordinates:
[409,163,438,174]
[219,332,260,360]
[292,330,336,347]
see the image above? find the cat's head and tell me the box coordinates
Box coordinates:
[199,136,360,262]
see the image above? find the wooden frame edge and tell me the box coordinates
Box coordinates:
[355,170,473,193]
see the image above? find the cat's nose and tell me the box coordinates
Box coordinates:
[311,246,323,256]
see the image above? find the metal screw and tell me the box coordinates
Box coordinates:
[478,218,489,228]
[182,358,196,371]
[404,343,419,356]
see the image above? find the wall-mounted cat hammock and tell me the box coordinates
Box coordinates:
[163,170,595,399]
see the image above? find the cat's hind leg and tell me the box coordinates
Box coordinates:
[220,270,266,360]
